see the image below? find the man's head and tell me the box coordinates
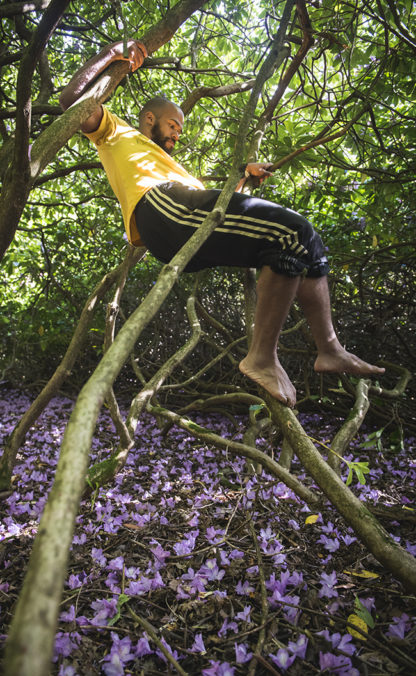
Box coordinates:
[139,97,184,155]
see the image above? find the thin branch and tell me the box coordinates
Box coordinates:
[181,79,255,115]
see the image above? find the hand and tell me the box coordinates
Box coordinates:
[113,40,148,71]
[245,162,274,183]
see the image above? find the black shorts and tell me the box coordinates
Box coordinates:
[134,182,329,277]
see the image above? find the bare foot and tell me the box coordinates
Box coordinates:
[314,348,385,376]
[239,356,296,407]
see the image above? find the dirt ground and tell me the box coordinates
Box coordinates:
[1,387,415,675]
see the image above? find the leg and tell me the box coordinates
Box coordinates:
[239,266,300,408]
[296,276,385,375]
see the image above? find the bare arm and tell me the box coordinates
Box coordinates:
[59,40,147,133]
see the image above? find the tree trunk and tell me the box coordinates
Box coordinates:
[0,0,71,259]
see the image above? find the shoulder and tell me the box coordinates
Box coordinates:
[83,107,133,145]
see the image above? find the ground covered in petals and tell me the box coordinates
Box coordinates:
[0,387,415,675]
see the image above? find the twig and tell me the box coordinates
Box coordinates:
[252,654,282,675]
[126,604,189,675]
[247,518,269,676]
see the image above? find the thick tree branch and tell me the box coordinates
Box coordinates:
[148,402,319,505]
[327,379,370,474]
[13,0,71,181]
[0,1,51,18]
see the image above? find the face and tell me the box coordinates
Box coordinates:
[150,105,184,155]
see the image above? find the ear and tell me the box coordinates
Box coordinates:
[144,111,156,126]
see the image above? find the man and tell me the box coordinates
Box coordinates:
[60,39,384,407]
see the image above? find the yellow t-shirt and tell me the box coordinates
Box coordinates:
[84,106,204,246]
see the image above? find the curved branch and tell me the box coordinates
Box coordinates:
[181,79,255,115]
[369,361,412,399]
[327,379,370,474]
[0,1,51,18]
[148,402,319,505]
[179,391,265,414]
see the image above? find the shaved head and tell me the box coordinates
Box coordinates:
[139,96,182,126]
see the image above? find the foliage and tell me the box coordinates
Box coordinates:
[0,0,415,414]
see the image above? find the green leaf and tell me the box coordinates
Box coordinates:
[107,593,129,627]
[354,596,375,628]
[249,403,265,418]
[345,461,370,486]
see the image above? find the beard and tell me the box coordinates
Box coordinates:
[151,121,173,155]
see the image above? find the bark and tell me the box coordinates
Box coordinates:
[181,79,255,115]
[327,379,371,474]
[0,247,145,491]
[0,0,71,260]
[279,436,295,469]
[263,393,416,593]
[4,21,294,670]
[243,412,273,476]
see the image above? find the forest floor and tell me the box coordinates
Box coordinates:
[0,386,415,676]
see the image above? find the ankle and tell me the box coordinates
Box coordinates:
[243,350,278,369]
[316,336,343,356]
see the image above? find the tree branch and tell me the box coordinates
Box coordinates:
[181,79,255,115]
[0,1,51,18]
